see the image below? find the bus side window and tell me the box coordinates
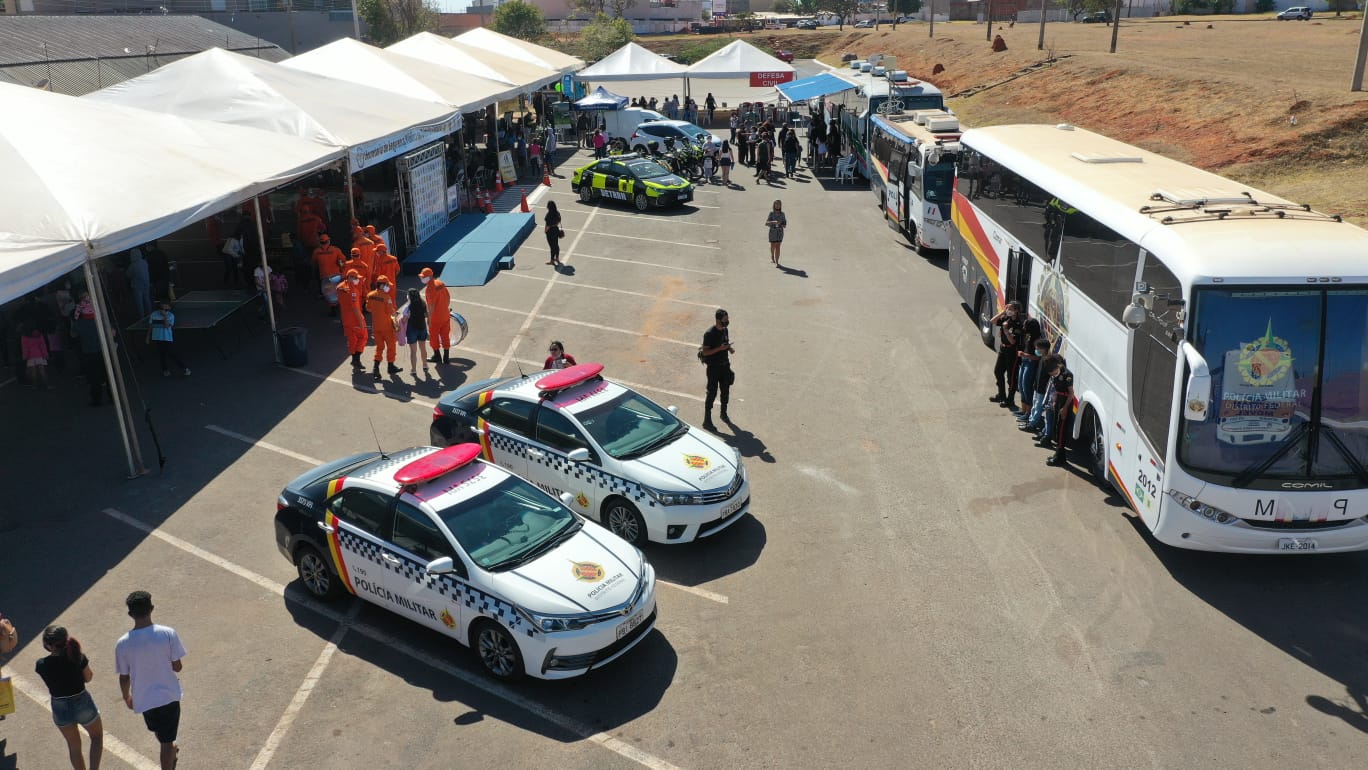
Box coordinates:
[1130,254,1181,460]
[890,147,906,184]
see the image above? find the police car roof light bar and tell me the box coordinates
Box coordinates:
[393,443,483,486]
[536,362,605,395]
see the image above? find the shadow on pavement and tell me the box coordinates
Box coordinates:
[717,416,775,464]
[644,513,766,587]
[777,265,808,278]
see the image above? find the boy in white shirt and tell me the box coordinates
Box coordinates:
[115,591,186,770]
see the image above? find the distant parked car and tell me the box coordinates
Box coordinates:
[896,15,916,23]
[796,19,818,29]
[775,50,795,63]
[841,52,858,62]
[1080,11,1110,22]
[854,19,875,28]
[1276,6,1312,19]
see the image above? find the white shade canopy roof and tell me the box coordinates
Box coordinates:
[0,238,87,305]
[578,42,687,81]
[686,40,795,78]
[282,38,519,113]
[452,28,583,75]
[0,82,341,265]
[84,48,461,172]
[388,32,559,91]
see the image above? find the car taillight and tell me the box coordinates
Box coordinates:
[432,405,444,421]
[277,495,290,512]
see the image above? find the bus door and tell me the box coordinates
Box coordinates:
[1005,246,1032,309]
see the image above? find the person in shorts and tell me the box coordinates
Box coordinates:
[404,288,431,377]
[37,625,104,769]
[114,591,186,770]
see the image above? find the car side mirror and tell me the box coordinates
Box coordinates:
[559,492,576,507]
[1180,341,1212,422]
[667,405,679,416]
[566,448,590,462]
[425,556,456,575]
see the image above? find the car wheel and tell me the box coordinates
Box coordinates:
[295,545,342,601]
[473,619,524,681]
[1084,409,1107,483]
[579,185,594,203]
[975,289,996,348]
[604,497,647,545]
[634,193,650,212]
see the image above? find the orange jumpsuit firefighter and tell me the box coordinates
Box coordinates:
[313,236,345,314]
[337,269,368,371]
[366,275,400,379]
[372,244,400,294]
[352,226,376,280]
[419,267,452,365]
[343,248,370,295]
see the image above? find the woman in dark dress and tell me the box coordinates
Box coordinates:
[544,201,563,266]
[36,626,103,770]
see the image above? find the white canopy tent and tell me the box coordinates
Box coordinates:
[388,32,560,92]
[452,28,583,75]
[84,48,461,174]
[0,82,343,477]
[577,42,687,104]
[282,38,519,113]
[685,40,796,106]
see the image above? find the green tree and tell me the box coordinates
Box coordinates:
[793,0,822,13]
[492,0,548,40]
[888,0,921,14]
[772,0,796,12]
[580,13,635,60]
[574,0,609,15]
[357,0,439,46]
[608,0,638,17]
[819,0,860,29]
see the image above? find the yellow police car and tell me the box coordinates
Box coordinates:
[571,154,694,211]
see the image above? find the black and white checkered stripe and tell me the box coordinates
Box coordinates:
[488,430,658,511]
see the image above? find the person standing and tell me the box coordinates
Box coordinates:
[71,293,108,406]
[342,247,370,294]
[1046,356,1076,467]
[1011,317,1043,415]
[145,302,190,378]
[366,275,400,380]
[543,201,563,266]
[782,129,801,178]
[403,288,430,377]
[338,269,368,372]
[114,591,186,770]
[592,129,606,159]
[371,244,400,294]
[728,112,738,143]
[1018,340,1054,434]
[418,268,452,365]
[705,93,717,126]
[313,234,344,316]
[145,241,170,303]
[544,126,558,176]
[988,301,1023,408]
[21,324,53,390]
[37,626,104,770]
[700,308,734,431]
[719,140,733,186]
[543,341,577,370]
[126,250,152,320]
[765,200,787,266]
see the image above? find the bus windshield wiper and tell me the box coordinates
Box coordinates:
[1233,422,1310,489]
[1319,425,1368,486]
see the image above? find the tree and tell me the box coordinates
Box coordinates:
[772,0,796,12]
[888,0,921,14]
[580,13,635,60]
[819,0,859,29]
[574,0,609,15]
[493,0,548,40]
[357,0,439,46]
[793,0,822,13]
[608,0,638,17]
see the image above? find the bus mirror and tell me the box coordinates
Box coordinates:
[1180,341,1212,422]
[1122,297,1147,329]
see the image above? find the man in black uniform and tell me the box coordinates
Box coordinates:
[1046,357,1075,467]
[989,300,1023,409]
[701,308,734,431]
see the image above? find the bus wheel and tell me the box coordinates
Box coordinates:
[1084,410,1107,482]
[974,290,995,348]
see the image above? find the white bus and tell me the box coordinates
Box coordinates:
[948,123,1368,554]
[831,68,945,180]
[869,109,962,253]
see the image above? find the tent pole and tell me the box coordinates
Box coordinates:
[345,157,357,226]
[253,198,281,363]
[84,258,146,479]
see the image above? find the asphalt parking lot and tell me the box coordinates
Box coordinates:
[4,139,1368,769]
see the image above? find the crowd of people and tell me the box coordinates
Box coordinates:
[987,300,1077,468]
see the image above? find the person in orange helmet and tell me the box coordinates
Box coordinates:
[371,243,400,294]
[337,269,368,371]
[419,267,452,365]
[342,247,370,294]
[366,275,400,380]
[312,234,345,316]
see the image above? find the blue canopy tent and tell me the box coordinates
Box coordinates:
[572,85,629,111]
[775,72,857,103]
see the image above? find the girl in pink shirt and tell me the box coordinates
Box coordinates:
[21,326,53,390]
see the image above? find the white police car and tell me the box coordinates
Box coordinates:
[274,443,657,681]
[430,363,751,546]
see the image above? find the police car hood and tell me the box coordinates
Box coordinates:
[631,427,739,492]
[493,525,643,614]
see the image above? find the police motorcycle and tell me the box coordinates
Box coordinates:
[660,137,702,181]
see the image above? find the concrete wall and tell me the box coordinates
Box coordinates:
[199,10,364,55]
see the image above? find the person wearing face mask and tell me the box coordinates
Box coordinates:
[366,275,401,380]
[371,244,399,294]
[989,300,1023,409]
[337,269,368,371]
[343,248,370,294]
[700,308,734,431]
[418,268,452,365]
[312,234,344,316]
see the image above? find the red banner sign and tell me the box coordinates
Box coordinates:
[750,71,795,88]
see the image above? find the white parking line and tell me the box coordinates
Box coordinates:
[9,673,160,769]
[656,581,729,604]
[563,209,721,227]
[545,190,719,209]
[205,425,324,466]
[249,603,359,770]
[99,508,681,770]
[460,299,697,348]
[0,376,15,389]
[577,231,721,250]
[501,271,718,309]
[520,245,722,276]
[280,367,437,409]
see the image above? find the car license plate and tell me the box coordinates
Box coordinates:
[616,608,645,639]
[719,495,745,518]
[680,191,691,201]
[1278,538,1318,551]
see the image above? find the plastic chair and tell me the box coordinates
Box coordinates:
[835,154,857,184]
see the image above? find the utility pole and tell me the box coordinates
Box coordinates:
[1038,0,1048,50]
[1108,0,1122,53]
[929,0,935,37]
[987,0,994,40]
[287,0,298,55]
[351,0,362,40]
[1353,9,1368,90]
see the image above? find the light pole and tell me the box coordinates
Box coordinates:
[1038,0,1047,51]
[929,0,935,38]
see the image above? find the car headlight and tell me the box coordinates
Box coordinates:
[1168,489,1241,526]
[643,486,706,506]
[517,608,594,633]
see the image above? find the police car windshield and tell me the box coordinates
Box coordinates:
[576,391,683,460]
[435,476,577,571]
[624,159,671,179]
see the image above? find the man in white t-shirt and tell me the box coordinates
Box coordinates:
[115,591,186,770]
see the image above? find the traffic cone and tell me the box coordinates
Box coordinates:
[519,193,530,213]
[494,171,504,194]
[484,190,494,214]
[542,170,552,186]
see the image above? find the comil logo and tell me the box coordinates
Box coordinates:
[570,561,606,582]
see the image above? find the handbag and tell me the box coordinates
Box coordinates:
[0,677,15,717]
[557,228,566,239]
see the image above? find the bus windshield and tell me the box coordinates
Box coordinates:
[1178,287,1368,485]
[922,161,956,204]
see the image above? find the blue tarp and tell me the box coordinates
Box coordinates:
[775,72,856,103]
[572,86,629,112]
